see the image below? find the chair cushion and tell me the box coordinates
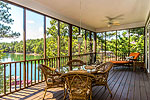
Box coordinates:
[71,88,90,95]
[70,88,90,100]
[47,76,62,84]
[110,61,130,64]
[129,52,140,59]
[125,56,134,61]
[47,78,53,84]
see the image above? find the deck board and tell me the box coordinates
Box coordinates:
[143,72,150,99]
[119,69,132,100]
[139,72,147,100]
[134,71,140,100]
[113,69,129,100]
[92,70,116,99]
[96,69,123,100]
[127,69,136,100]
[1,67,150,100]
[105,68,127,100]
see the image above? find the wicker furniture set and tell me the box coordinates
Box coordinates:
[39,60,113,100]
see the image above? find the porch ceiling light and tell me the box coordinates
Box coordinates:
[77,0,83,44]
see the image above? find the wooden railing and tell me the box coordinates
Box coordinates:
[96,52,144,62]
[0,53,95,97]
[0,52,144,97]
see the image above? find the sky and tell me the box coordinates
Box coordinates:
[0,3,52,43]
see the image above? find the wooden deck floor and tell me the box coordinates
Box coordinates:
[1,67,150,100]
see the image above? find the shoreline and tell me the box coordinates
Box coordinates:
[9,52,41,56]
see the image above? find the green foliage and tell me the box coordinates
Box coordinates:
[106,31,116,54]
[117,31,129,54]
[0,1,20,38]
[0,39,44,56]
[97,32,105,53]
[60,22,69,56]
[130,28,144,53]
[96,28,144,57]
[46,19,58,57]
[26,39,44,56]
[0,1,21,94]
[72,26,79,55]
[46,20,81,57]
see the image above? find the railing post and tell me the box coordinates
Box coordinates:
[116,30,117,61]
[144,27,145,62]
[68,24,72,70]
[44,16,46,64]
[4,64,6,95]
[57,20,60,71]
[129,29,130,55]
[105,32,106,62]
[78,27,81,56]
[94,32,96,62]
[23,8,26,88]
[89,31,92,64]
[101,33,104,63]
[85,30,87,53]
[85,30,87,63]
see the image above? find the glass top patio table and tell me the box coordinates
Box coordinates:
[59,64,97,73]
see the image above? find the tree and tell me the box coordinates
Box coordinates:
[46,19,79,57]
[72,26,79,55]
[46,19,58,57]
[130,28,144,54]
[0,1,20,94]
[0,1,20,38]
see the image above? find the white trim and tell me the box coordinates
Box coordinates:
[96,22,145,32]
[148,29,150,73]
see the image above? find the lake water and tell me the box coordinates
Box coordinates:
[1,53,87,83]
[1,53,42,82]
[1,53,41,62]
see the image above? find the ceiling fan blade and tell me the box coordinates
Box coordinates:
[115,18,124,20]
[113,14,124,19]
[104,15,122,27]
[105,16,112,20]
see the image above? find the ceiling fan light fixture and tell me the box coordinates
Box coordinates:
[113,23,120,25]
[77,0,83,43]
[108,24,111,27]
[104,14,123,27]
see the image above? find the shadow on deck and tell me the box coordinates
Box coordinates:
[1,67,150,100]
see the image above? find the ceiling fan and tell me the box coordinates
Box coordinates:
[104,15,123,27]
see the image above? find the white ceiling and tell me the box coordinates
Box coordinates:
[9,0,150,32]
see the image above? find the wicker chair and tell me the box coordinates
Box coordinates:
[92,62,113,97]
[38,64,63,99]
[67,59,86,71]
[61,70,95,100]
